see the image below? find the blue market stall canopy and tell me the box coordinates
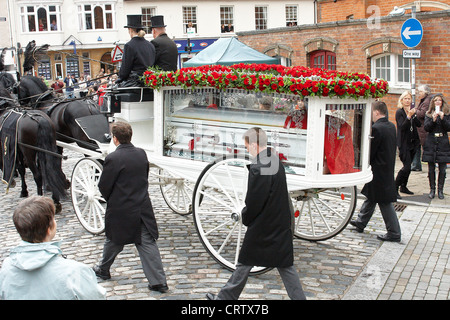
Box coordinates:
[183,37,279,67]
[175,38,217,53]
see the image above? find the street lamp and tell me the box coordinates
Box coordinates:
[389,6,406,17]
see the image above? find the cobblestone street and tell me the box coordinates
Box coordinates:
[2,150,435,301]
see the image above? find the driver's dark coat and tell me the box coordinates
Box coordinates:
[238,148,294,268]
[98,143,158,245]
[119,37,155,81]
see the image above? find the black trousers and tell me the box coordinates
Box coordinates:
[396,148,415,188]
[216,264,306,300]
[98,223,167,286]
[355,199,401,239]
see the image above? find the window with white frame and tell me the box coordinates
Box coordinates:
[220,6,234,33]
[78,3,115,31]
[372,54,410,88]
[142,7,156,33]
[285,5,298,26]
[182,6,197,34]
[20,4,62,32]
[255,6,267,30]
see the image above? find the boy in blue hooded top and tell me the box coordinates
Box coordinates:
[0,196,106,300]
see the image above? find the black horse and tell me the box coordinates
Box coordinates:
[14,75,106,152]
[0,88,68,212]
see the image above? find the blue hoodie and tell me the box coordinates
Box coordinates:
[0,241,106,300]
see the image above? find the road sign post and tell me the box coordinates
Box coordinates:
[400,7,423,108]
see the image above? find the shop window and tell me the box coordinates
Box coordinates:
[38,59,51,80]
[310,50,336,70]
[66,57,79,78]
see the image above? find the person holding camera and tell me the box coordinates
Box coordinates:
[422,94,450,199]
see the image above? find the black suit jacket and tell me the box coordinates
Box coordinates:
[119,37,155,80]
[361,117,397,203]
[98,143,158,245]
[238,148,294,268]
[151,34,178,71]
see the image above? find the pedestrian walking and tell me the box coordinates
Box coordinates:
[412,84,433,171]
[206,127,306,300]
[422,94,450,199]
[116,14,155,88]
[0,196,106,300]
[151,15,178,72]
[395,90,421,198]
[93,121,168,293]
[350,101,401,242]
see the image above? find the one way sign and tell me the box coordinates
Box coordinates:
[401,18,423,48]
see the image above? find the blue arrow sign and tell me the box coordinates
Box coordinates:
[401,18,423,48]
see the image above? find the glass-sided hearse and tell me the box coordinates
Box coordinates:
[71,64,388,274]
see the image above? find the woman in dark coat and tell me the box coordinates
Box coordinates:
[117,15,155,87]
[395,91,421,198]
[422,94,450,199]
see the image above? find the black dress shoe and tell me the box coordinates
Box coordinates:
[149,283,169,293]
[400,186,414,195]
[92,265,111,280]
[206,293,217,300]
[349,220,364,233]
[377,234,401,242]
[438,190,444,199]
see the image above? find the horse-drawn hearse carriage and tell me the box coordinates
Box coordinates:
[1,63,389,275]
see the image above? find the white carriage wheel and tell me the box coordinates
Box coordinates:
[159,168,193,216]
[71,158,106,234]
[292,186,357,241]
[193,155,271,275]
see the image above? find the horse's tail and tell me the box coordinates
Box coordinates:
[35,114,68,200]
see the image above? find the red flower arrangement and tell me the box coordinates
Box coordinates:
[142,63,389,100]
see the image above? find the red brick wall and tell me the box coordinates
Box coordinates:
[318,0,450,22]
[238,11,450,123]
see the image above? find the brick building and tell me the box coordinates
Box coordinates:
[237,0,450,120]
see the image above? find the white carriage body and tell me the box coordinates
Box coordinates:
[112,87,373,192]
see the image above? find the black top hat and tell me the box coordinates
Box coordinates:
[150,15,166,28]
[124,15,144,29]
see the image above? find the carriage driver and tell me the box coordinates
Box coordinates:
[116,15,156,88]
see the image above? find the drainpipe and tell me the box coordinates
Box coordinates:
[314,0,318,24]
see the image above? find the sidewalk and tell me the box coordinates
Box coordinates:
[343,161,450,300]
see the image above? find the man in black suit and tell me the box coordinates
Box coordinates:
[93,121,168,293]
[350,101,401,242]
[150,15,178,71]
[207,127,306,300]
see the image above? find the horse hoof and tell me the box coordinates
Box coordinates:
[20,191,28,198]
[55,203,62,214]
